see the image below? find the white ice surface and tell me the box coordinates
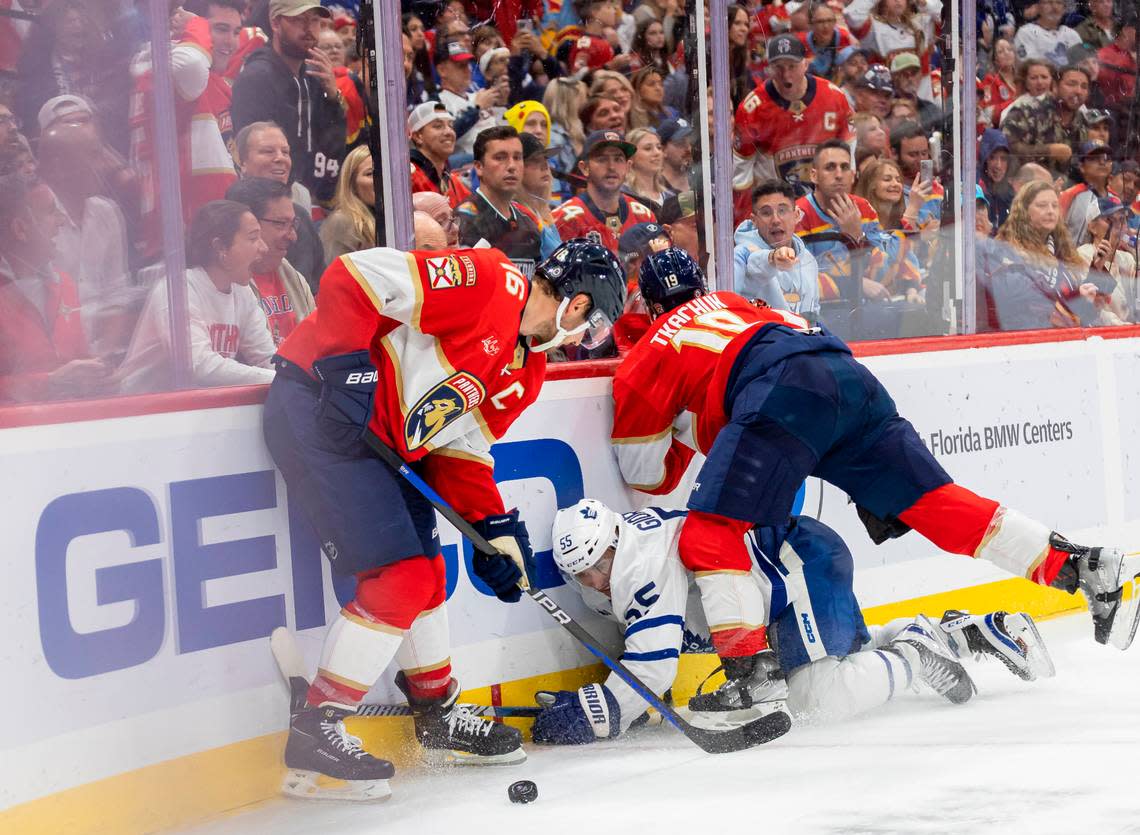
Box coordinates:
[182,613,1140,835]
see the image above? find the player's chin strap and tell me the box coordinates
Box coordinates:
[528,296,591,353]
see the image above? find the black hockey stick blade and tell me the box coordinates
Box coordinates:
[362,431,789,754]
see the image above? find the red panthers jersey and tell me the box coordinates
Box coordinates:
[611,292,812,494]
[552,193,656,256]
[277,247,545,521]
[734,75,854,189]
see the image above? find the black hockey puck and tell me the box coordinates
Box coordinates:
[508,780,538,804]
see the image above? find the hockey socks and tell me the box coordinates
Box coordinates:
[898,484,1069,585]
[680,511,770,658]
[308,601,406,707]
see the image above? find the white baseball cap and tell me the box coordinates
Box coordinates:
[37,94,93,131]
[407,101,454,133]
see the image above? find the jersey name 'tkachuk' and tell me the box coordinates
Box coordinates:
[611,291,813,494]
[276,247,545,520]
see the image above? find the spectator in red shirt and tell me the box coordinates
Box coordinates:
[569,0,625,72]
[980,36,1018,126]
[0,174,108,402]
[224,176,315,346]
[552,130,656,255]
[1097,12,1137,114]
[407,101,471,209]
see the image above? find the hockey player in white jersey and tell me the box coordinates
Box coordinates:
[529,500,1054,744]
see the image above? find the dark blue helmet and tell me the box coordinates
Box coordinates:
[638,248,707,319]
[534,238,626,350]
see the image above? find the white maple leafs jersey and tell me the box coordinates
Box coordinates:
[588,507,775,730]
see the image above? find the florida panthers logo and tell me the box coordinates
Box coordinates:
[404,372,486,450]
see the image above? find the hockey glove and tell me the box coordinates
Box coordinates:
[531,684,621,745]
[311,351,378,445]
[472,510,534,601]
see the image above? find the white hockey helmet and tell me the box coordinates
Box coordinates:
[552,499,622,575]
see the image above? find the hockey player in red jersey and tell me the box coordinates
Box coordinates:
[263,239,625,799]
[552,130,657,256]
[611,247,1138,728]
[733,34,854,214]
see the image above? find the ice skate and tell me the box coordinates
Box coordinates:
[886,615,976,704]
[1049,535,1140,650]
[282,703,394,802]
[940,610,1055,681]
[685,650,792,737]
[395,673,526,766]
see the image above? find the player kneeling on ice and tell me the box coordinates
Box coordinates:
[608,246,1137,720]
[262,239,625,799]
[529,500,1055,745]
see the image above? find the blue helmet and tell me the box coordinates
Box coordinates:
[532,237,626,352]
[638,248,707,319]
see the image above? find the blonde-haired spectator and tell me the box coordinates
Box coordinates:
[320,145,375,264]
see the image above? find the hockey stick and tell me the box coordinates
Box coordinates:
[361,431,791,754]
[269,627,542,719]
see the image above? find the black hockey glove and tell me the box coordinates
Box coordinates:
[471,510,534,602]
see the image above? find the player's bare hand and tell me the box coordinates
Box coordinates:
[769,246,798,269]
[170,6,194,40]
[306,47,338,98]
[862,278,890,301]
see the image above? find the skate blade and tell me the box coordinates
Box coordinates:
[422,747,527,767]
[681,701,790,732]
[1108,571,1140,651]
[281,769,391,802]
[1005,613,1056,679]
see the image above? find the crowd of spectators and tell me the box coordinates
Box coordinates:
[1,0,1138,403]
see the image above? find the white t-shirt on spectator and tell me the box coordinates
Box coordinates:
[1014,23,1082,67]
[118,266,276,393]
[52,195,135,354]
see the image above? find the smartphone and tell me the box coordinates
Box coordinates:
[517,18,534,34]
[920,159,934,187]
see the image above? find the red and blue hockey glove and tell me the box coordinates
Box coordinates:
[472,510,533,602]
[530,684,621,745]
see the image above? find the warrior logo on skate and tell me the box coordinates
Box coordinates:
[405,372,486,450]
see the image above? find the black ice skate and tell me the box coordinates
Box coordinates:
[395,673,526,766]
[685,650,792,736]
[885,615,976,704]
[282,703,394,802]
[1049,534,1140,650]
[940,610,1055,681]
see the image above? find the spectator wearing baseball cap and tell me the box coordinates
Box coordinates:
[435,37,507,156]
[657,118,694,194]
[1075,193,1135,325]
[37,95,94,133]
[407,102,471,209]
[551,129,655,257]
[1082,109,1113,147]
[1061,141,1113,245]
[836,46,871,106]
[516,132,564,234]
[852,64,894,118]
[890,53,941,131]
[231,0,345,206]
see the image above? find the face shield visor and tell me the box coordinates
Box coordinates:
[527,295,615,353]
